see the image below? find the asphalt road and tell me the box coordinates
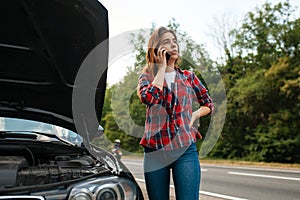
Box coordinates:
[121,157,300,200]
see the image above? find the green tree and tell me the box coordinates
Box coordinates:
[210,1,300,163]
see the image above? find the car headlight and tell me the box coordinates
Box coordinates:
[69,176,137,200]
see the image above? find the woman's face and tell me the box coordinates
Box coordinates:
[159,32,179,60]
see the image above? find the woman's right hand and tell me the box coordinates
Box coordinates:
[152,46,167,90]
[154,46,167,70]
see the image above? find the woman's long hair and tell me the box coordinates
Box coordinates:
[142,27,180,78]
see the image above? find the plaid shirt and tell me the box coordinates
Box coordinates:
[138,67,214,150]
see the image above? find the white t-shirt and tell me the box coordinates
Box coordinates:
[164,70,176,89]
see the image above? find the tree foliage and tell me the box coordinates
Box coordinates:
[210,1,300,163]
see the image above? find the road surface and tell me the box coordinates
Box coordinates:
[121,157,300,200]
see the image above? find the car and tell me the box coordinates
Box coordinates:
[0,0,144,199]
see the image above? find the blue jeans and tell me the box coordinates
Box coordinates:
[143,143,200,200]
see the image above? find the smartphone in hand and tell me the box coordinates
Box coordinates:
[154,48,171,63]
[165,52,171,62]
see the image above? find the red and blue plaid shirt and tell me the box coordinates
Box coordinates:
[138,67,214,150]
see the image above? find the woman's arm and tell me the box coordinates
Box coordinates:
[152,67,166,90]
[152,47,167,90]
[188,71,214,126]
[189,106,211,127]
[137,73,164,105]
[137,47,168,104]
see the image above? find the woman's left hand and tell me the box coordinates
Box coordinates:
[189,106,211,127]
[189,112,197,127]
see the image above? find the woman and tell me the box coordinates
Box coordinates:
[137,26,213,200]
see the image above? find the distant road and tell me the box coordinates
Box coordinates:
[121,157,300,200]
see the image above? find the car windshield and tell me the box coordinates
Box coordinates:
[0,117,82,145]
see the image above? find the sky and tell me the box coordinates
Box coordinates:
[98,0,300,84]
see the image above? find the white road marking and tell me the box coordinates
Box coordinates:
[122,161,143,166]
[228,171,300,181]
[199,191,248,200]
[135,178,248,200]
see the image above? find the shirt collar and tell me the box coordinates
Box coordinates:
[175,67,188,82]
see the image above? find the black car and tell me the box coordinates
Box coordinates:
[0,0,144,199]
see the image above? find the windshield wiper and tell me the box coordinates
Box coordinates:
[0,131,75,146]
[30,131,76,146]
[0,131,37,139]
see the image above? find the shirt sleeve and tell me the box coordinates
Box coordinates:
[137,73,164,105]
[189,72,214,113]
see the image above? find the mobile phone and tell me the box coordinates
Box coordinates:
[154,48,171,62]
[166,52,171,62]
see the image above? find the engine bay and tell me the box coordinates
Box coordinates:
[0,142,107,189]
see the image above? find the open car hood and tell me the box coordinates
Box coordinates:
[0,0,108,136]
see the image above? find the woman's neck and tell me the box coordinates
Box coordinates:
[165,60,175,72]
[165,66,175,73]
